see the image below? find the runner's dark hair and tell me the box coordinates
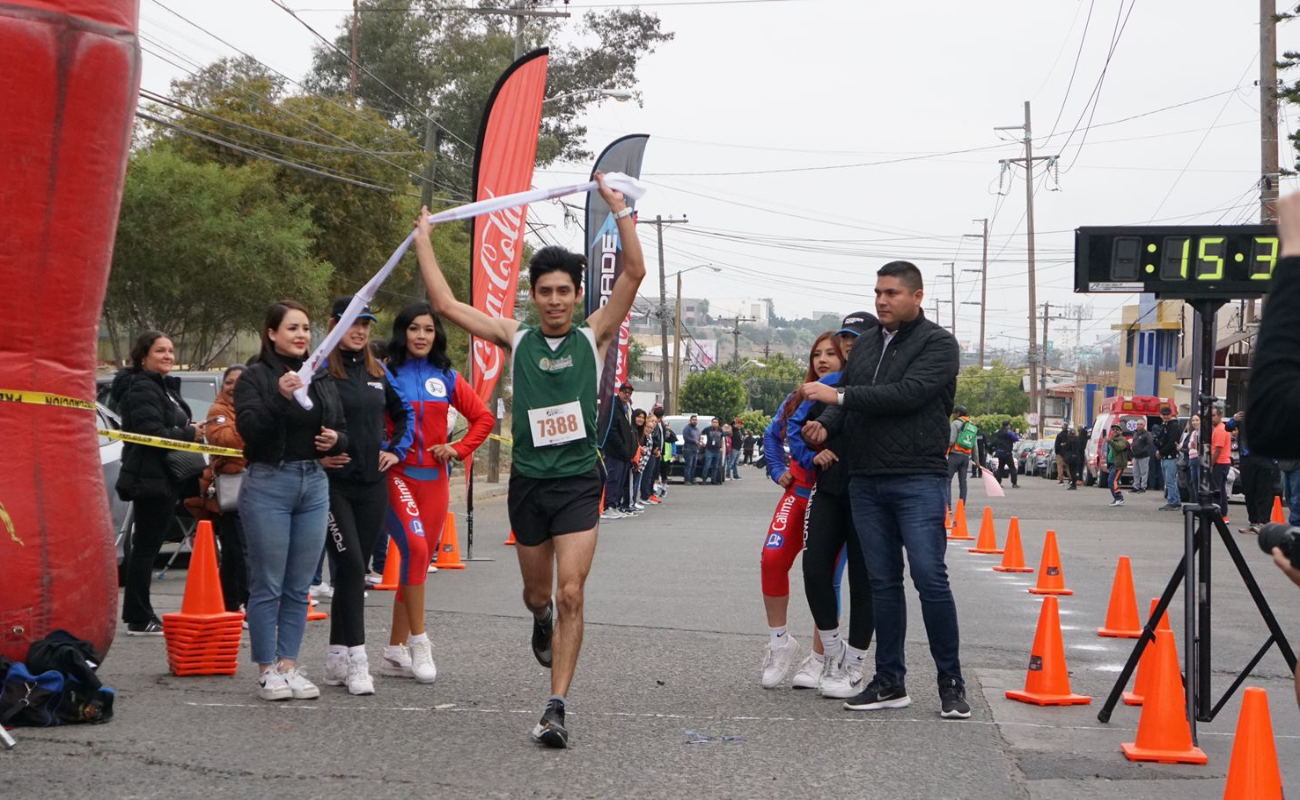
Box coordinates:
[529,246,586,292]
[388,301,451,371]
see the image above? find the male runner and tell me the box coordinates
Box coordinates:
[411,174,644,748]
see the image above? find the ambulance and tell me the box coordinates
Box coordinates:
[1082,395,1176,488]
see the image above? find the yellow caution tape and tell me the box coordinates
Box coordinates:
[0,388,243,457]
[487,433,513,446]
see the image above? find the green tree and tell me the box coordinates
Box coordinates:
[106,149,331,367]
[737,410,772,436]
[955,360,1029,417]
[627,339,647,380]
[679,370,747,422]
[306,0,672,196]
[740,353,806,415]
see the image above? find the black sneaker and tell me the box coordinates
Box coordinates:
[532,699,568,748]
[126,618,164,636]
[939,677,971,719]
[843,677,911,711]
[532,602,554,668]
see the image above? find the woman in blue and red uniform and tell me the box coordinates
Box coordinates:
[758,332,845,689]
[380,302,494,684]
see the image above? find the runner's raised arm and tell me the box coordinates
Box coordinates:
[585,172,646,351]
[412,206,519,351]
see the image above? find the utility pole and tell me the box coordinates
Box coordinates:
[349,0,358,100]
[941,262,956,339]
[462,1,571,60]
[636,215,689,412]
[727,316,757,370]
[964,218,989,367]
[997,102,1058,440]
[1261,0,1279,225]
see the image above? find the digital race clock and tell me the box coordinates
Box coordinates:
[1074,225,1277,299]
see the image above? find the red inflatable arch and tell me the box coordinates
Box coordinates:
[0,0,141,661]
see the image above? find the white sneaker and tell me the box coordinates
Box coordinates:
[427,563,439,573]
[791,653,825,690]
[634,502,646,510]
[320,584,334,599]
[346,652,375,696]
[761,636,800,689]
[409,637,437,684]
[323,649,347,686]
[258,668,292,701]
[364,571,382,586]
[819,650,863,699]
[379,645,414,678]
[309,583,326,598]
[281,666,320,699]
[600,509,624,521]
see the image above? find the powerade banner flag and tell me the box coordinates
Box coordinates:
[585,134,649,417]
[468,47,549,407]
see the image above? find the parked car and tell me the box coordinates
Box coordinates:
[1014,438,1036,474]
[1036,433,1060,478]
[97,370,222,422]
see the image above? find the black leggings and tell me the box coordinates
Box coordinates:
[122,494,175,624]
[327,478,389,647]
[802,486,874,650]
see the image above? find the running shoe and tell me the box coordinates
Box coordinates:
[599,509,625,521]
[532,602,554,668]
[346,652,376,696]
[258,668,292,701]
[364,571,382,586]
[791,653,824,690]
[281,666,320,700]
[427,563,439,573]
[648,496,663,505]
[1110,498,1125,507]
[939,677,971,719]
[843,677,910,711]
[126,618,164,636]
[409,638,437,684]
[760,635,800,689]
[323,649,348,686]
[380,645,414,678]
[532,699,568,749]
[819,651,863,699]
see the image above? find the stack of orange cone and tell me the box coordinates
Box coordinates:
[373,539,401,590]
[1121,629,1207,764]
[1028,530,1072,595]
[992,519,1033,573]
[1271,496,1286,525]
[434,512,465,569]
[1097,556,1141,638]
[162,521,243,676]
[1124,599,1174,706]
[948,499,973,541]
[1006,596,1091,706]
[504,529,517,546]
[969,507,1004,554]
[1223,687,1283,799]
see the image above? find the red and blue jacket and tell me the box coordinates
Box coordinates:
[386,359,494,477]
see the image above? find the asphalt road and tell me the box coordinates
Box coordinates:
[9,465,1300,799]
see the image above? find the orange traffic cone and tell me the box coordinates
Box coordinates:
[993,518,1034,573]
[1097,556,1141,638]
[969,507,1004,554]
[374,539,401,590]
[1005,595,1091,706]
[1028,530,1073,595]
[1223,687,1283,799]
[944,504,953,531]
[306,592,327,621]
[434,512,465,569]
[1121,629,1207,764]
[504,529,517,546]
[161,521,243,677]
[1124,599,1175,706]
[1271,496,1286,525]
[180,520,226,616]
[948,499,973,541]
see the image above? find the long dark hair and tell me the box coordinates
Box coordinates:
[129,330,169,370]
[259,300,309,356]
[387,301,451,371]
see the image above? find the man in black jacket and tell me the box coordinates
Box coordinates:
[1154,407,1183,509]
[801,260,968,719]
[599,383,637,518]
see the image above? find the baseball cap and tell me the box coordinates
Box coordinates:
[619,382,634,391]
[331,296,378,322]
[836,311,876,337]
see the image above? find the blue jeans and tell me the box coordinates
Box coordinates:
[240,461,330,665]
[1286,468,1300,526]
[1188,460,1201,504]
[1161,458,1180,507]
[702,450,719,484]
[683,447,699,484]
[848,474,961,687]
[726,450,741,479]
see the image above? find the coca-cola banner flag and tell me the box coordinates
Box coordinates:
[469,48,549,405]
[584,134,649,418]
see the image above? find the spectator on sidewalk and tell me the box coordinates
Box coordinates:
[1211,406,1233,521]
[599,383,636,519]
[1053,426,1072,486]
[946,405,974,505]
[1107,425,1130,507]
[1155,407,1183,509]
[1130,420,1153,493]
[743,430,757,465]
[641,408,666,504]
[1228,411,1275,535]
[702,417,725,485]
[992,421,1019,488]
[727,419,744,480]
[681,415,701,485]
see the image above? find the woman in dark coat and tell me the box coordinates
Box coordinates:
[111,331,199,635]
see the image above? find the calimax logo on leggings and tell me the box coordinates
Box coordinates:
[394,477,420,520]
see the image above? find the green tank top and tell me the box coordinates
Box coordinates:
[510,323,601,479]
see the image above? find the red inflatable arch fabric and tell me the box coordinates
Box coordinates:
[0,0,141,662]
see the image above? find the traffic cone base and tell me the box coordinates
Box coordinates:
[374,538,402,590]
[969,507,1005,554]
[993,518,1033,572]
[306,596,327,621]
[435,511,466,569]
[1121,629,1206,765]
[1005,596,1092,706]
[1097,556,1142,638]
[1120,740,1207,765]
[1028,530,1072,595]
[949,499,974,541]
[1223,687,1283,799]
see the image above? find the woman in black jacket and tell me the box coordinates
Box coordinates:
[235,300,348,703]
[317,296,410,696]
[112,331,199,635]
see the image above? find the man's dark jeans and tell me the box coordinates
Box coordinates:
[682,447,699,484]
[605,456,631,510]
[848,474,962,688]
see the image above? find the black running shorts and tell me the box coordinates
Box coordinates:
[508,463,605,547]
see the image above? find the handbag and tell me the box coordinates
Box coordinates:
[213,471,243,513]
[164,450,206,484]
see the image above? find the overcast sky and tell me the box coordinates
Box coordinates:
[138,0,1300,353]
